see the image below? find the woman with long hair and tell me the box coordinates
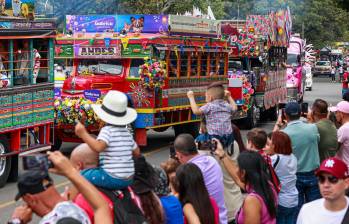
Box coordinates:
[215,141,277,224]
[268,131,298,224]
[176,163,219,224]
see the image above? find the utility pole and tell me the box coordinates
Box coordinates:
[302,22,304,39]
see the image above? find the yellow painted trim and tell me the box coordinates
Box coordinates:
[136,103,204,114]
[148,119,201,129]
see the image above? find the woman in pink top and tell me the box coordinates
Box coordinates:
[176,163,219,224]
[215,142,278,224]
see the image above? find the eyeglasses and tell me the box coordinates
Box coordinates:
[318,175,339,184]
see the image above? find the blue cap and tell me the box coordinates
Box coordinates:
[285,102,301,116]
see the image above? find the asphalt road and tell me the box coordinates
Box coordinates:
[0,78,343,223]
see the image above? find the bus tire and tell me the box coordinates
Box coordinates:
[52,136,62,151]
[7,155,18,182]
[0,136,11,188]
[268,106,278,121]
[243,104,258,130]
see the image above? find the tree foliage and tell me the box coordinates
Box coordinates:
[36,0,348,48]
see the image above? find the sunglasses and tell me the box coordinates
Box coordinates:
[318,175,339,184]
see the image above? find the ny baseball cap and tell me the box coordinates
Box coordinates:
[15,170,53,200]
[316,157,348,179]
[285,102,301,116]
[329,101,349,114]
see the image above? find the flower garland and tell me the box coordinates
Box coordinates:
[139,57,166,90]
[228,71,255,112]
[54,97,102,125]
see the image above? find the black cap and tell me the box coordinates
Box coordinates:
[15,170,53,201]
[131,156,159,194]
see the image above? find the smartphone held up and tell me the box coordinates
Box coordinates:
[22,153,53,171]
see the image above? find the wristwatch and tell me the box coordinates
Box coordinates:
[7,218,22,224]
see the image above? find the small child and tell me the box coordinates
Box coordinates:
[187,82,237,149]
[75,90,140,190]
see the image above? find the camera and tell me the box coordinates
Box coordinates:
[198,140,217,153]
[22,154,53,171]
[169,144,177,160]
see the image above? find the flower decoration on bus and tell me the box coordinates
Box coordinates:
[130,82,151,108]
[228,71,254,112]
[139,58,166,90]
[54,97,102,126]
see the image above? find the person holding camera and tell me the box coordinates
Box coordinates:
[213,139,278,224]
[8,151,112,224]
[173,133,228,224]
[187,82,242,223]
[75,90,141,190]
[309,99,338,162]
[274,102,321,214]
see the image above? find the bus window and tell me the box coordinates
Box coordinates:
[78,59,123,75]
[33,39,49,83]
[180,51,188,77]
[0,40,9,88]
[209,52,217,76]
[201,52,208,76]
[169,51,178,77]
[129,59,145,78]
[190,52,199,77]
[218,53,225,75]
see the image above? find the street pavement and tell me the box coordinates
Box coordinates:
[0,80,343,222]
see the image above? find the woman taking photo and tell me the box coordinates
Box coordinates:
[176,163,219,224]
[267,131,298,224]
[215,140,277,224]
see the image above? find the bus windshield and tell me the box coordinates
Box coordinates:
[287,54,299,66]
[78,60,123,75]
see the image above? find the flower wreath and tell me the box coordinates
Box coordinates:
[138,57,166,90]
[54,97,102,125]
[228,71,255,112]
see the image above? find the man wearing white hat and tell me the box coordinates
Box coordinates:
[75,90,140,190]
[330,101,349,169]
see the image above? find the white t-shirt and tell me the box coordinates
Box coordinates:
[40,201,91,224]
[297,197,349,224]
[271,154,298,208]
[336,122,349,169]
[97,125,137,179]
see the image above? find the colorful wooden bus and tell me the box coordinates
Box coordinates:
[0,18,56,186]
[54,14,240,148]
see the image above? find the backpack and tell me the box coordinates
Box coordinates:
[259,151,281,194]
[97,187,148,224]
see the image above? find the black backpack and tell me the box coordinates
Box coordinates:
[97,187,148,224]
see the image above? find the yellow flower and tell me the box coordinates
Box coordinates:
[21,3,29,17]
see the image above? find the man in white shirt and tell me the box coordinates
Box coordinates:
[297,157,349,224]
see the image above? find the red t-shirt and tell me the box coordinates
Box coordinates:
[343,72,349,89]
[74,187,142,224]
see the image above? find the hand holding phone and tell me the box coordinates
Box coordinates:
[22,153,53,171]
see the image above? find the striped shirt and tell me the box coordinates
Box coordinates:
[200,99,234,136]
[97,125,137,179]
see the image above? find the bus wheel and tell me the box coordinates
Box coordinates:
[0,136,11,188]
[52,136,62,151]
[243,104,258,130]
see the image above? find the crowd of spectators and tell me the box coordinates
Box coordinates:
[7,85,349,224]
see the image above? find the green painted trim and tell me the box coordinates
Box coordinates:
[49,39,54,83]
[9,40,13,87]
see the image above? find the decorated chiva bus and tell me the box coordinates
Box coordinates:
[54,14,236,148]
[0,0,56,187]
[221,9,291,128]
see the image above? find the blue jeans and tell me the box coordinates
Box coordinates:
[276,205,298,224]
[343,88,348,98]
[81,168,133,190]
[296,171,321,214]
